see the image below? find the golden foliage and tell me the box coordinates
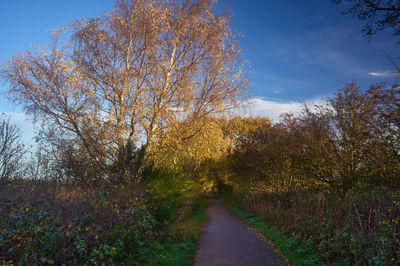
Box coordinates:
[1,0,247,176]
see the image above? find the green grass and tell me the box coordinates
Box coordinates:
[151,199,207,265]
[230,206,319,266]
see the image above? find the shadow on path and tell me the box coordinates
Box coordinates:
[193,198,282,266]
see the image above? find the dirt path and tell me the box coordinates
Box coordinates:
[193,199,282,266]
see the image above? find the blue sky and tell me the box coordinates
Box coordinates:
[0,0,399,141]
[231,0,398,101]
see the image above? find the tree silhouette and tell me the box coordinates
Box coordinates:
[332,0,400,38]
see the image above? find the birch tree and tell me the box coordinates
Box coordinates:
[1,0,246,181]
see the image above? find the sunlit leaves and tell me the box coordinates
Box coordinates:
[0,0,246,182]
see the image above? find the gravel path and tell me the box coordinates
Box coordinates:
[193,199,282,266]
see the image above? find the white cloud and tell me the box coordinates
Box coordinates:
[239,97,326,123]
[1,99,330,142]
[369,71,394,77]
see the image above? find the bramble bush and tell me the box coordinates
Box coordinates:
[0,180,156,265]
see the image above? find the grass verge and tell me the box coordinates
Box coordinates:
[151,199,207,265]
[229,206,319,266]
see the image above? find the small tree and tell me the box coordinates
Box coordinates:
[0,116,24,182]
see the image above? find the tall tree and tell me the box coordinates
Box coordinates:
[1,0,246,182]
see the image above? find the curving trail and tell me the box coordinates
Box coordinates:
[193,199,282,266]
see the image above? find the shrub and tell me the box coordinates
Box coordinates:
[0,180,156,264]
[242,189,400,265]
[144,163,198,224]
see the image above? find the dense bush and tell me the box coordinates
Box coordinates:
[242,189,400,265]
[144,161,199,224]
[0,155,208,265]
[226,83,400,265]
[231,83,400,192]
[0,180,156,265]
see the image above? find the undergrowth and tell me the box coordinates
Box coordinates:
[226,189,400,265]
[230,206,318,266]
[0,180,155,265]
[0,170,207,265]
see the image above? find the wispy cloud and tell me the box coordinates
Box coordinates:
[240,97,326,123]
[369,71,394,77]
[263,26,366,74]
[262,24,394,79]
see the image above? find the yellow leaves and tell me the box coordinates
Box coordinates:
[2,0,246,173]
[152,116,229,167]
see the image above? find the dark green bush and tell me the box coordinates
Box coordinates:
[144,163,198,224]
